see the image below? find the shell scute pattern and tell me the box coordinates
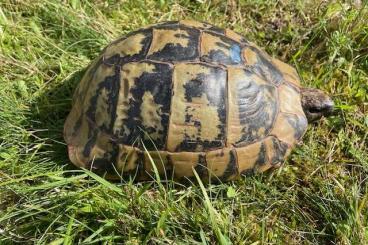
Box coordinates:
[278,84,304,115]
[242,46,284,86]
[167,63,227,152]
[147,26,200,62]
[270,112,308,146]
[64,20,308,182]
[113,61,173,150]
[200,31,243,65]
[102,28,152,65]
[224,28,249,45]
[271,58,301,87]
[227,67,278,147]
[179,20,225,34]
[264,136,290,166]
[206,148,238,182]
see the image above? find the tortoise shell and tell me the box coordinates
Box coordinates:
[64,20,308,182]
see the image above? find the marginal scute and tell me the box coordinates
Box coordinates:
[263,136,290,166]
[65,119,98,169]
[272,58,300,87]
[87,132,117,173]
[147,26,200,61]
[104,33,148,59]
[278,84,304,115]
[256,162,272,173]
[67,125,117,174]
[235,141,262,174]
[270,112,308,146]
[200,31,242,65]
[169,152,207,179]
[206,148,238,181]
[167,63,226,152]
[224,28,248,44]
[65,115,91,157]
[143,151,170,178]
[116,145,141,174]
[67,145,85,168]
[227,67,278,146]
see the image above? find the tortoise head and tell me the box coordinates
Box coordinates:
[301,88,334,122]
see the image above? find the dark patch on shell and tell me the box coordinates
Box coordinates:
[249,46,284,86]
[176,66,226,151]
[180,154,208,184]
[90,144,119,175]
[82,124,98,158]
[103,29,153,66]
[217,149,238,182]
[286,114,308,140]
[86,65,121,133]
[117,62,173,150]
[201,22,226,34]
[154,21,180,28]
[270,137,289,165]
[147,26,200,62]
[201,32,243,65]
[234,71,277,146]
[195,154,208,178]
[255,142,267,166]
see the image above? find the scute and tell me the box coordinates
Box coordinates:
[103,29,152,65]
[86,66,119,132]
[206,148,238,182]
[271,58,300,87]
[147,26,200,61]
[179,20,225,34]
[270,112,308,146]
[224,28,249,44]
[113,61,173,150]
[264,136,290,166]
[278,84,304,115]
[242,46,284,86]
[168,152,207,180]
[167,63,227,152]
[64,20,309,181]
[201,31,243,65]
[227,67,278,146]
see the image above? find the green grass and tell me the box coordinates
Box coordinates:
[0,0,367,244]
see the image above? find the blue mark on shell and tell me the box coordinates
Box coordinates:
[230,44,241,63]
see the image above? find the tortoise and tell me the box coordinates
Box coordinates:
[64,20,334,182]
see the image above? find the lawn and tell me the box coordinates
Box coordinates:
[0,0,367,244]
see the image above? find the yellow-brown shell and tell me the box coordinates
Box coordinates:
[64,20,308,182]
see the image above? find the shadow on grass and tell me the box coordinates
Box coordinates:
[28,68,86,169]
